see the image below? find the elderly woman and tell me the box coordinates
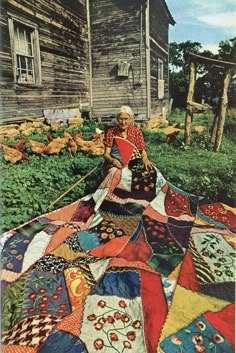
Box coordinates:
[104,105,155,171]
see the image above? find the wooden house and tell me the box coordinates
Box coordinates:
[0,0,90,123]
[89,0,175,122]
[0,0,175,124]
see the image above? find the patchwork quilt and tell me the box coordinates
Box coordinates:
[1,138,235,353]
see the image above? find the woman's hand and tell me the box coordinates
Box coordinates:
[141,150,155,171]
[104,146,123,169]
[111,158,123,169]
[143,158,156,171]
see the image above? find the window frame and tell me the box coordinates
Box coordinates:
[8,15,41,85]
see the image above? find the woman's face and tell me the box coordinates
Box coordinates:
[117,113,132,131]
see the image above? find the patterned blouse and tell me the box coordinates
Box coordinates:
[104,126,146,151]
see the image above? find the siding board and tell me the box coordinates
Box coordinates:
[0,0,89,122]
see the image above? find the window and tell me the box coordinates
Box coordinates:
[8,17,41,84]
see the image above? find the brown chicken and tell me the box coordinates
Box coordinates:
[10,138,27,152]
[29,139,47,154]
[64,132,77,156]
[44,137,69,155]
[72,130,105,155]
[1,144,30,163]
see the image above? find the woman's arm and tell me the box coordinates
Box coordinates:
[104,146,123,169]
[141,149,156,171]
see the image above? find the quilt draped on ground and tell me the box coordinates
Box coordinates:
[1,139,235,353]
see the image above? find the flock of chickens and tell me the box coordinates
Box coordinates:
[0,129,105,164]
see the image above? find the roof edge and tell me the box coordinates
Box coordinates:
[161,0,176,26]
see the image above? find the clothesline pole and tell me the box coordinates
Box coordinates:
[46,163,101,210]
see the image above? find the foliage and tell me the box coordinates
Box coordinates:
[0,113,235,233]
[169,37,236,109]
[0,121,103,233]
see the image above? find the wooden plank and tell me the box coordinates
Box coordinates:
[214,69,232,151]
[184,62,196,144]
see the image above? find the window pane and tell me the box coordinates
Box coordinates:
[16,55,34,83]
[14,23,33,55]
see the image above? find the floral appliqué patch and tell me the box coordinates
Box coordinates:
[160,316,233,353]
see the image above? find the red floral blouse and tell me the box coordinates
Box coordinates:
[104,126,146,151]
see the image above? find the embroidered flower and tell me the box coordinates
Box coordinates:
[98,317,106,324]
[192,334,204,345]
[94,322,103,330]
[114,311,122,320]
[121,314,130,323]
[94,338,104,350]
[87,314,97,321]
[98,300,106,308]
[106,315,115,324]
[171,335,182,345]
[118,300,127,308]
[212,333,224,344]
[132,320,142,329]
[123,341,132,349]
[127,331,136,341]
[195,321,206,331]
[109,332,119,341]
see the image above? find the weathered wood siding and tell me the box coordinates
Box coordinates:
[89,0,147,121]
[0,0,89,123]
[149,0,170,117]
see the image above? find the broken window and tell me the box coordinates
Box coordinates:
[8,17,41,84]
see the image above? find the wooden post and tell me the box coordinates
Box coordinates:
[214,69,232,152]
[210,112,219,144]
[184,62,196,144]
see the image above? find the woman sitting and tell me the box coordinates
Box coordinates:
[104,105,155,171]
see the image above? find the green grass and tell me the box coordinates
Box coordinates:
[0,112,235,233]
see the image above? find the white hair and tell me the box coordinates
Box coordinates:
[116,105,134,118]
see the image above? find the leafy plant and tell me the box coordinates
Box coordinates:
[0,112,235,233]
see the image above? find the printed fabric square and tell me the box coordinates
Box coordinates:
[79,294,145,353]
[160,316,233,353]
[131,169,157,201]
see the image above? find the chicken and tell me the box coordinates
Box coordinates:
[29,139,47,154]
[91,132,104,144]
[71,129,105,155]
[72,133,85,147]
[166,130,180,144]
[64,132,77,157]
[1,144,30,163]
[10,138,27,152]
[44,137,69,155]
